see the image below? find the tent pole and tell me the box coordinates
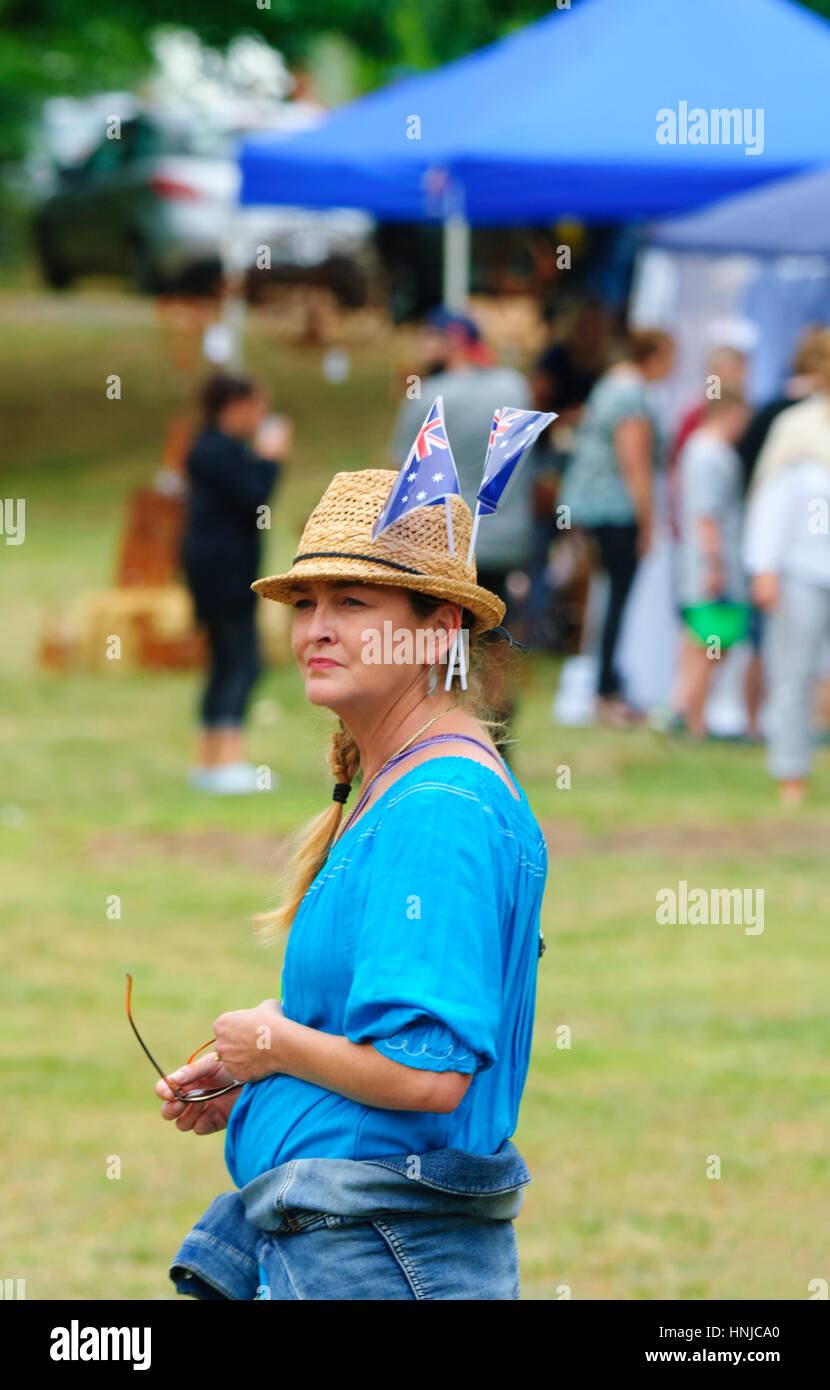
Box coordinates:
[442,184,470,309]
[220,224,249,370]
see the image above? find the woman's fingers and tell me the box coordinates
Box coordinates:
[159,1096,186,1118]
[175,1104,202,1132]
[155,1054,236,1131]
[171,1055,221,1084]
[191,1107,223,1136]
[155,1055,220,1101]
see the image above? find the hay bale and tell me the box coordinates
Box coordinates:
[71,586,199,672]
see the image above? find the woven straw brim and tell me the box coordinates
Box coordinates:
[251,468,506,636]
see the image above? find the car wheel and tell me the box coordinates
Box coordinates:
[126,235,163,295]
[35,220,73,290]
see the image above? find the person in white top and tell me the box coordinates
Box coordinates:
[743,331,830,804]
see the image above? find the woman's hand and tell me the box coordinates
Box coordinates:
[212,999,285,1084]
[155,1054,241,1135]
[255,416,293,462]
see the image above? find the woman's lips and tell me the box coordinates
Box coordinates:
[307,658,341,669]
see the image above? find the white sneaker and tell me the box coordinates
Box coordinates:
[197,762,263,795]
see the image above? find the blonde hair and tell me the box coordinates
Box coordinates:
[252,589,508,941]
[793,325,830,377]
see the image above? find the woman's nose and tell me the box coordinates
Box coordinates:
[305,601,337,641]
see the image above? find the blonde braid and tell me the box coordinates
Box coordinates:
[252,719,360,941]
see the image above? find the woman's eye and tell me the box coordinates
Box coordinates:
[343,596,365,607]
[293,599,312,609]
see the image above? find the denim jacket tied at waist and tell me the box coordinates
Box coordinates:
[169,1141,531,1300]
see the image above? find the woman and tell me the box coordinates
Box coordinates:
[158,468,549,1300]
[181,372,290,794]
[559,328,674,723]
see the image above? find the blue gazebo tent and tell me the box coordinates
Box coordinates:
[647,165,830,258]
[240,0,830,220]
[237,0,830,303]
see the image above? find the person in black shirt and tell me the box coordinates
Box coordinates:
[181,373,290,793]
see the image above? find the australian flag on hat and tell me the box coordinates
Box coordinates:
[466,406,558,564]
[372,396,462,555]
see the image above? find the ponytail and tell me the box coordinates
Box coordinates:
[252,719,360,941]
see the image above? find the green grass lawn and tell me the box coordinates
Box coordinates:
[2,288,829,1300]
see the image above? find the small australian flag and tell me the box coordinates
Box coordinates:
[476,407,558,516]
[372,397,461,540]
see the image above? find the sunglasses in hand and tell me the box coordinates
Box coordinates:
[125,973,242,1104]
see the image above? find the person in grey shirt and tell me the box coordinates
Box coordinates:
[677,396,750,611]
[557,328,675,721]
[390,308,532,758]
[674,390,751,739]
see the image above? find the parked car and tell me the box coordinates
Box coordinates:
[33,109,375,302]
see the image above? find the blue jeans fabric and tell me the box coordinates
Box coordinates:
[170,1141,529,1301]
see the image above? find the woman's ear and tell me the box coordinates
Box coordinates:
[432,607,462,665]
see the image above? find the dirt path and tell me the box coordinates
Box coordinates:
[85,817,830,871]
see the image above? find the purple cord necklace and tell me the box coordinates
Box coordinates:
[335,731,506,843]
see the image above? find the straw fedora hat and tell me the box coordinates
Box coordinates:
[251,468,506,635]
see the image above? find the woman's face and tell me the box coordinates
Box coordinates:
[218,389,268,438]
[289,580,461,714]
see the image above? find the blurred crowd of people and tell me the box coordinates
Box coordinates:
[389,306,830,805]
[177,305,830,806]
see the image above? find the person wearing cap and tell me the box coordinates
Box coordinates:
[158,468,548,1301]
[390,307,533,760]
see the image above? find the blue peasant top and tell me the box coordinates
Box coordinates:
[225,756,548,1188]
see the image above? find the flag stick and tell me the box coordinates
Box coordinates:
[466,507,481,567]
[444,496,455,556]
[444,625,467,691]
[444,633,457,690]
